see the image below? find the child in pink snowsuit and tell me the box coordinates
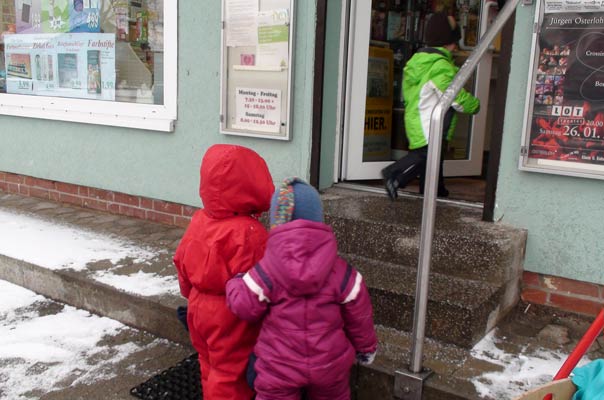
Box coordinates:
[226,177,378,400]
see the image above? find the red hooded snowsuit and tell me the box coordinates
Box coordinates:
[173,144,274,400]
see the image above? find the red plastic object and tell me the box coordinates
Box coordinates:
[544,308,604,400]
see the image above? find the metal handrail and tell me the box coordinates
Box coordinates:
[409,0,523,374]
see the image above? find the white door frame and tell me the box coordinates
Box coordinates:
[339,0,496,181]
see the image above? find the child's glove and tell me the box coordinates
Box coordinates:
[356,351,376,366]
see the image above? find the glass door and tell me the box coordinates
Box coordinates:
[342,0,498,181]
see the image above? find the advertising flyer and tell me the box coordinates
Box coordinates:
[225,0,259,47]
[16,0,99,33]
[234,87,281,133]
[364,46,393,162]
[15,0,42,33]
[527,0,604,166]
[69,0,101,33]
[4,33,115,101]
[41,0,70,33]
[257,8,289,68]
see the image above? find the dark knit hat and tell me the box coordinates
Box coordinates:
[269,177,323,229]
[424,12,461,47]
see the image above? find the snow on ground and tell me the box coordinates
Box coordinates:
[94,270,180,297]
[470,329,591,399]
[0,280,162,399]
[0,208,178,296]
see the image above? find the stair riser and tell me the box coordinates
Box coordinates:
[327,216,526,284]
[367,279,520,348]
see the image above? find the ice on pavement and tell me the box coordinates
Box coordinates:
[0,208,178,296]
[0,280,164,399]
[470,329,591,399]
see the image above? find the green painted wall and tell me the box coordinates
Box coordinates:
[497,3,604,285]
[319,0,342,189]
[0,1,318,208]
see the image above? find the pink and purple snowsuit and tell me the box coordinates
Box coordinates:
[226,219,377,400]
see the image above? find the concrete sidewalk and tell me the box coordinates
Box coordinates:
[1,190,603,399]
[0,280,193,400]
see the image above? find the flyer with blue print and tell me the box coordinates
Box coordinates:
[69,0,100,33]
[4,33,115,101]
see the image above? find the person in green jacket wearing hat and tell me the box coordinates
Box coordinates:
[381,12,480,200]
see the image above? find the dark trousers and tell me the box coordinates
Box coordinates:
[382,137,448,196]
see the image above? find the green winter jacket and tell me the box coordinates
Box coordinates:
[403,47,480,150]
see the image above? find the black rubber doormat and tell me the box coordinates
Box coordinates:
[130,353,202,400]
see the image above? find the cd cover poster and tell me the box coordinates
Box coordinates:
[527,0,604,168]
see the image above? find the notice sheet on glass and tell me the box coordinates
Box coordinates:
[520,0,604,179]
[4,33,115,101]
[220,0,294,140]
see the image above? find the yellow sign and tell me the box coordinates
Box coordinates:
[364,46,393,161]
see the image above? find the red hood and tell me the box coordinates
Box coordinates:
[200,144,274,219]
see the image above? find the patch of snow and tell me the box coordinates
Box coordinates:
[0,208,157,271]
[470,329,591,399]
[0,281,44,314]
[94,270,180,297]
[0,280,158,398]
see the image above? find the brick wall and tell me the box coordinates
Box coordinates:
[0,171,197,228]
[522,271,604,317]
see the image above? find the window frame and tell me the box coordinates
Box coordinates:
[0,1,177,132]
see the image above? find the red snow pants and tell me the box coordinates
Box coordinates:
[188,291,259,400]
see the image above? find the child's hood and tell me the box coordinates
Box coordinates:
[262,219,338,296]
[199,144,274,219]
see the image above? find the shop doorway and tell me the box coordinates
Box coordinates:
[340,0,501,202]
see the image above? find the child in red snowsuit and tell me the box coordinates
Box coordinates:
[173,144,274,400]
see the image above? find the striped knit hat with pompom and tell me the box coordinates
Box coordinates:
[269,177,324,229]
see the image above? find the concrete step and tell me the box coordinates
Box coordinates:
[0,189,535,399]
[344,253,518,348]
[322,187,527,286]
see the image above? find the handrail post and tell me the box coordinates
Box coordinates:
[393,0,524,397]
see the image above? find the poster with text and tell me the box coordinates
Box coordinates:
[257,9,289,68]
[225,0,259,47]
[4,33,115,101]
[528,0,604,165]
[234,87,281,133]
[41,0,70,33]
[15,0,43,33]
[69,0,101,33]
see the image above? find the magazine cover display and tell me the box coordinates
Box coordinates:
[2,0,162,104]
[527,0,604,167]
[4,33,116,100]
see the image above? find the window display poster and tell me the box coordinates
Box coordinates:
[41,0,70,33]
[527,0,604,166]
[364,46,393,161]
[4,33,116,101]
[15,0,42,33]
[235,87,281,133]
[69,0,101,33]
[16,0,99,33]
[225,0,259,47]
[256,8,289,67]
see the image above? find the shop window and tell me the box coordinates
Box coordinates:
[0,0,176,131]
